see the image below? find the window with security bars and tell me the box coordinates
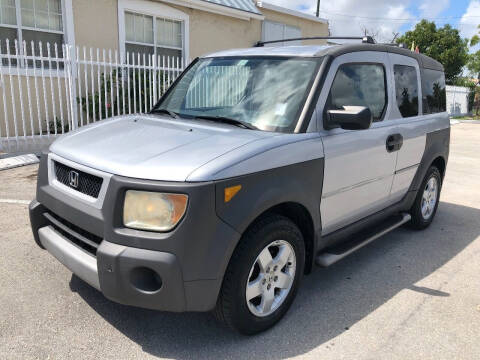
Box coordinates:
[124,11,183,65]
[0,0,65,67]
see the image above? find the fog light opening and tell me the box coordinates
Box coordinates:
[130,267,163,293]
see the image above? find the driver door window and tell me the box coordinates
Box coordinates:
[326,63,387,123]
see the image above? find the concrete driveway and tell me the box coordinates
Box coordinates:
[1,123,479,360]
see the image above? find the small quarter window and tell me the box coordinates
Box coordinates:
[394,65,419,118]
[326,63,387,122]
[422,69,446,114]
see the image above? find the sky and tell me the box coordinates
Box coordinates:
[265,0,480,46]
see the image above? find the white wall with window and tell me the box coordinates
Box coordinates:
[262,20,301,46]
[118,0,189,64]
[0,0,73,60]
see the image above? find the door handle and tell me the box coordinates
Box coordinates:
[386,134,403,152]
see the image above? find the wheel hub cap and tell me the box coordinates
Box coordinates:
[245,240,296,317]
[421,177,438,220]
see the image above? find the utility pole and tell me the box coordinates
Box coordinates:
[316,0,320,17]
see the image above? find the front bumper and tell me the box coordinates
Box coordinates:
[33,211,185,311]
[30,196,237,312]
[29,154,241,312]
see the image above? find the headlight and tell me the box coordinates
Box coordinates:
[123,190,188,232]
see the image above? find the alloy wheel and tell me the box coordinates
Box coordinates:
[245,240,296,317]
[421,177,438,220]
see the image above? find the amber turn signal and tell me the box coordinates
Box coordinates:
[224,185,242,203]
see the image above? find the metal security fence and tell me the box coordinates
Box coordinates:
[0,39,185,154]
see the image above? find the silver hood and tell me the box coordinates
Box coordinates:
[49,115,275,182]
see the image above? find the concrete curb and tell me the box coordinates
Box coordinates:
[0,154,39,171]
[457,119,480,124]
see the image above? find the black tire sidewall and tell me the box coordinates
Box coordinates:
[411,166,442,229]
[223,216,305,335]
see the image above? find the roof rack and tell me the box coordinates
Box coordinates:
[254,36,375,47]
[381,43,408,49]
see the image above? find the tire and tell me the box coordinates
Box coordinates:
[409,166,442,230]
[214,214,305,335]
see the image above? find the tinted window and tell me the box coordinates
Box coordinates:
[422,69,446,114]
[327,63,387,121]
[394,65,419,117]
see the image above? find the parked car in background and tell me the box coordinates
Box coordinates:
[30,39,449,334]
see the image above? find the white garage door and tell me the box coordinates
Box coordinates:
[262,20,301,46]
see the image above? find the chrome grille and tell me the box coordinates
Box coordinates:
[54,161,103,198]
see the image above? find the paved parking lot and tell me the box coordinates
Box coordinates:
[1,123,479,360]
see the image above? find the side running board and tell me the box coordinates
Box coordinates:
[315,213,411,267]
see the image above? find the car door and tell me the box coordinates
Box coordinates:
[388,54,425,202]
[317,51,399,235]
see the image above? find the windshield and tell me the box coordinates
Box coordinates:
[153,57,321,133]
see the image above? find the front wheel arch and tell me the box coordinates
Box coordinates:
[236,202,316,275]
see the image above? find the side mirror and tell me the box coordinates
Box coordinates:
[326,106,373,130]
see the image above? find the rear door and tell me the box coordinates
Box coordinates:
[388,54,425,201]
[317,51,398,235]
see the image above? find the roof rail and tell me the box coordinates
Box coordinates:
[254,36,375,47]
[381,43,408,49]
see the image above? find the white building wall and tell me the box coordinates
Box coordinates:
[446,85,470,116]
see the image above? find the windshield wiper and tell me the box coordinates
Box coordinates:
[151,108,179,119]
[194,115,258,130]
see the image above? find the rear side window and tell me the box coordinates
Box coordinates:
[394,65,419,118]
[327,63,387,121]
[422,69,446,114]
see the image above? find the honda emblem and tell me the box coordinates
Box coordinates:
[69,170,79,188]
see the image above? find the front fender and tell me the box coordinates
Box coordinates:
[215,158,324,239]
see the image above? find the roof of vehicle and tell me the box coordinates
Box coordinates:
[203,43,444,71]
[203,45,332,58]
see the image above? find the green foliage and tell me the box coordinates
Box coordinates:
[467,25,480,80]
[77,69,168,121]
[452,77,476,88]
[396,20,469,84]
[467,51,480,78]
[48,117,69,134]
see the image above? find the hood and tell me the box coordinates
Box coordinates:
[50,115,274,181]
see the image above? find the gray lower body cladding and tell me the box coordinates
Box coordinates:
[30,154,324,312]
[409,127,450,191]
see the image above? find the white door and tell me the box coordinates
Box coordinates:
[317,51,398,235]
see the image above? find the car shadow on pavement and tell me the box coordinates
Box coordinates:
[70,201,480,360]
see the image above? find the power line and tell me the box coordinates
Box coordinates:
[319,10,480,22]
[325,17,480,25]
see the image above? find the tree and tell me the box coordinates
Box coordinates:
[467,51,480,79]
[396,20,469,84]
[464,25,480,115]
[467,25,480,79]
